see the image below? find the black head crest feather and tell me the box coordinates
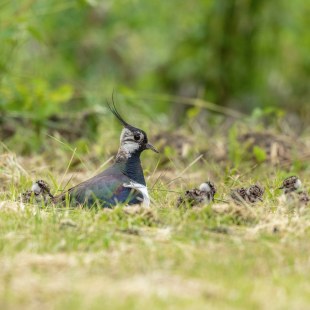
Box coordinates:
[107,94,130,128]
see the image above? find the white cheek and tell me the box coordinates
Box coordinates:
[199,183,211,192]
[295,179,302,189]
[123,141,140,154]
[31,183,41,195]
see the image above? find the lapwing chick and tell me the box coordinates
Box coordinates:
[21,190,35,203]
[21,179,54,203]
[230,184,264,204]
[230,187,247,204]
[279,176,309,205]
[176,181,216,208]
[279,176,302,194]
[32,180,54,199]
[246,185,264,203]
[298,191,310,205]
[52,100,159,208]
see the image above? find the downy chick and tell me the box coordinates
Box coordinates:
[176,181,216,208]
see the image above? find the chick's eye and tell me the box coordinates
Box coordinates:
[134,133,141,141]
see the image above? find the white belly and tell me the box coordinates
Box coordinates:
[123,181,150,208]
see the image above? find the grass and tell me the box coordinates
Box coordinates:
[0,127,310,310]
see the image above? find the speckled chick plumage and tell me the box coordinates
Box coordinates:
[32,180,53,198]
[231,184,264,204]
[279,176,309,205]
[176,181,216,208]
[279,176,302,194]
[22,179,54,203]
[230,187,247,204]
[246,185,265,203]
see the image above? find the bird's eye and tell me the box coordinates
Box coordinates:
[134,133,141,141]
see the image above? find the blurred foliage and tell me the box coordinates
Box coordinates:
[0,0,309,152]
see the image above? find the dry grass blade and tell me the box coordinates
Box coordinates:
[123,92,245,118]
[47,134,89,170]
[56,147,77,193]
[165,155,204,186]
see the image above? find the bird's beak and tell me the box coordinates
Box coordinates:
[278,186,284,190]
[146,143,159,153]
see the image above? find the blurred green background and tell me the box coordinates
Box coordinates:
[0,0,309,153]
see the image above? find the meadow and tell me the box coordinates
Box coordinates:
[0,109,309,309]
[1,0,310,309]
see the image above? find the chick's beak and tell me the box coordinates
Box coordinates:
[146,143,159,153]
